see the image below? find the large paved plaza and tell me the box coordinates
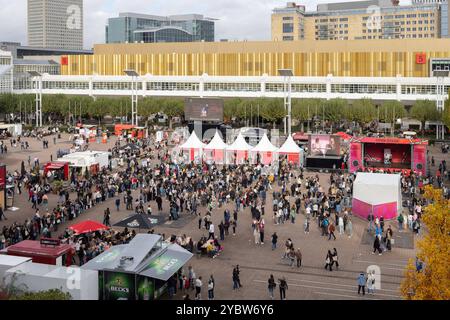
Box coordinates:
[0,133,447,300]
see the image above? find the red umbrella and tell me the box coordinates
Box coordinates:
[69,220,109,235]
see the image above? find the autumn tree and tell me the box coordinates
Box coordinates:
[410,100,441,134]
[400,186,450,300]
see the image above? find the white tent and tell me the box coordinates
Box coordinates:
[251,133,278,165]
[179,131,206,162]
[204,131,228,164]
[352,173,402,220]
[5,261,98,300]
[226,133,252,164]
[278,135,304,166]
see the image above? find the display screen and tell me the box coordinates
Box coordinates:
[309,134,341,156]
[103,271,136,300]
[185,98,224,122]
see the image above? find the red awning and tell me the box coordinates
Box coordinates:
[292,132,309,141]
[336,132,352,141]
[69,220,109,235]
[46,162,67,170]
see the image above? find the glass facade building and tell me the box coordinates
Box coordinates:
[106,13,215,44]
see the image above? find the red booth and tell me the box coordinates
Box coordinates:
[44,161,70,180]
[114,124,148,139]
[4,239,75,266]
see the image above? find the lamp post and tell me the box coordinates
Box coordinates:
[27,71,43,127]
[124,69,139,126]
[278,69,293,137]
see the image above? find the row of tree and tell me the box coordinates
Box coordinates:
[0,93,448,129]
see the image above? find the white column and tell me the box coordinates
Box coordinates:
[396,74,402,101]
[326,74,333,100]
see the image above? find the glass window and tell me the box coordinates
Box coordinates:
[283,23,294,33]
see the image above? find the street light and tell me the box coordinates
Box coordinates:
[124,69,140,126]
[278,69,293,137]
[27,71,43,127]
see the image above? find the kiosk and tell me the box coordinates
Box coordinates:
[82,234,192,300]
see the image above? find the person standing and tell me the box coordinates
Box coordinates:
[115,198,120,211]
[324,250,333,271]
[367,212,374,233]
[397,213,404,232]
[208,275,215,300]
[278,277,288,300]
[271,232,278,250]
[357,272,367,295]
[347,217,353,238]
[367,270,376,295]
[208,223,215,240]
[385,225,393,251]
[253,224,260,245]
[267,274,276,299]
[232,267,240,290]
[304,215,310,234]
[259,219,265,244]
[295,248,302,268]
[338,216,344,235]
[195,276,203,300]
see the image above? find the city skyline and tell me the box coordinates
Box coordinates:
[0,0,413,49]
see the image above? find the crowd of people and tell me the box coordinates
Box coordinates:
[0,129,448,301]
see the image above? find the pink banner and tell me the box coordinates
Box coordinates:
[352,198,372,219]
[349,142,362,173]
[372,202,398,220]
[413,144,426,176]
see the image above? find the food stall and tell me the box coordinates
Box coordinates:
[3,238,75,266]
[114,124,148,139]
[43,161,70,180]
[0,124,22,137]
[59,151,111,174]
[82,234,193,300]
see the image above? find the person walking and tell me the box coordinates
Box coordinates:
[338,216,344,235]
[357,272,367,295]
[397,213,404,232]
[331,248,339,270]
[347,217,353,238]
[0,207,7,221]
[271,232,278,250]
[207,275,215,300]
[372,235,382,255]
[115,198,120,211]
[253,224,260,245]
[278,277,288,300]
[328,223,336,241]
[385,225,393,251]
[267,274,276,300]
[195,276,203,300]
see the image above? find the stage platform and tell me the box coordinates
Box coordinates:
[365,161,411,170]
[306,155,344,169]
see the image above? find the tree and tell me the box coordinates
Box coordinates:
[224,98,242,123]
[10,289,72,300]
[410,100,440,133]
[400,186,450,300]
[346,99,376,126]
[260,98,285,129]
[160,98,184,129]
[378,101,407,123]
[443,94,450,133]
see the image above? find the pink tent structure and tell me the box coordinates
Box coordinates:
[204,131,228,164]
[226,133,252,164]
[251,134,278,165]
[179,131,206,162]
[278,135,304,166]
[352,173,402,220]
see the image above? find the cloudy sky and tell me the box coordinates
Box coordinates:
[0,0,412,49]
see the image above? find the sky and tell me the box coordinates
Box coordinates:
[0,0,412,49]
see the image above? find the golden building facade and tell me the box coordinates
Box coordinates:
[61,39,450,78]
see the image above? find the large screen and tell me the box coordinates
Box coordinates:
[185,98,224,122]
[309,134,341,156]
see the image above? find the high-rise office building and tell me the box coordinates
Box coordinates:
[272,1,448,41]
[105,13,216,44]
[28,0,84,50]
